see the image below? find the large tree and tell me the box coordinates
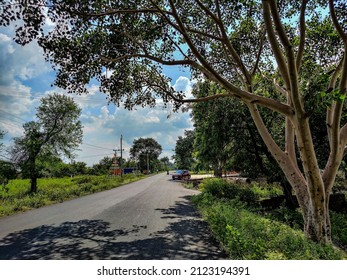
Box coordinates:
[192,82,242,177]
[11,94,83,192]
[130,137,162,172]
[1,0,346,243]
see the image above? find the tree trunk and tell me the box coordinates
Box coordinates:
[29,157,38,193]
[248,104,331,243]
[304,198,330,244]
[281,179,296,210]
[295,118,330,243]
[30,175,37,193]
[214,166,223,178]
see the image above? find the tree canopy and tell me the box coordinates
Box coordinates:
[174,130,195,170]
[130,137,162,172]
[2,0,347,243]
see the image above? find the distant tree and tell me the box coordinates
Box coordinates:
[37,155,66,178]
[160,156,170,172]
[0,130,5,153]
[0,160,17,183]
[11,94,83,192]
[174,130,196,170]
[91,156,113,175]
[130,138,162,172]
[69,161,88,176]
[123,158,138,169]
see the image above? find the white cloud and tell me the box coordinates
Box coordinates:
[143,110,161,123]
[0,33,11,42]
[173,76,195,99]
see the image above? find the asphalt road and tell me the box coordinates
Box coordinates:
[0,173,226,260]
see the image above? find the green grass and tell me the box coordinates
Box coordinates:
[192,178,347,260]
[0,174,145,217]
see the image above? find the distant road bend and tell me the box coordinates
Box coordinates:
[0,173,226,259]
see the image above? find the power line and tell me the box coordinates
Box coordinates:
[81,142,112,150]
[0,120,23,129]
[0,93,107,103]
[0,116,24,126]
[0,154,13,162]
[77,153,113,159]
[0,109,27,122]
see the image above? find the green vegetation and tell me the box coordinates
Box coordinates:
[193,178,347,259]
[0,174,145,217]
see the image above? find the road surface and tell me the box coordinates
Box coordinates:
[0,173,226,259]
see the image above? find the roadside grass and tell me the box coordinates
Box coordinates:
[192,178,347,260]
[0,174,145,217]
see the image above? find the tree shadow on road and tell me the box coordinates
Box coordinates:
[0,196,226,260]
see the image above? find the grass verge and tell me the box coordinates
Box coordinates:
[0,174,145,217]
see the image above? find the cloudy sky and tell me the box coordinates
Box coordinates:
[0,24,194,166]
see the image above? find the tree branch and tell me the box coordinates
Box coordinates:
[329,0,347,42]
[296,0,308,72]
[185,27,223,42]
[262,1,291,90]
[328,55,345,90]
[69,8,172,18]
[167,87,294,117]
[100,54,194,67]
[195,0,252,88]
[326,56,344,149]
[267,0,304,116]
[252,30,266,77]
[330,55,347,158]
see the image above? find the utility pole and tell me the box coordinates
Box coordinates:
[147,153,149,174]
[113,135,124,177]
[111,149,117,176]
[120,135,123,177]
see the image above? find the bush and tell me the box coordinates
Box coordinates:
[200,178,257,203]
[250,183,283,198]
[331,212,347,250]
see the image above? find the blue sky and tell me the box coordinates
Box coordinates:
[0,24,194,166]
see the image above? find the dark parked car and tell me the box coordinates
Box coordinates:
[172,170,191,180]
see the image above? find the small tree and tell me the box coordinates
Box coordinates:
[11,94,83,192]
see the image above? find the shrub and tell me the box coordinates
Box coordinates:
[331,212,347,250]
[250,183,283,199]
[200,178,257,203]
